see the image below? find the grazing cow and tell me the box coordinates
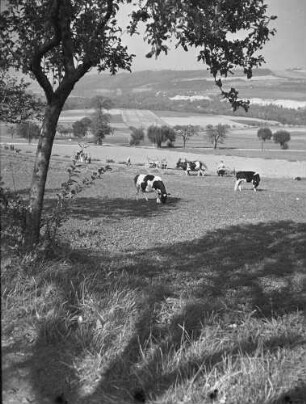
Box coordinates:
[234,171,260,192]
[176,158,207,176]
[134,174,169,203]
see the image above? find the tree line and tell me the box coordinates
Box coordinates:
[130,124,291,150]
[257,127,291,150]
[129,123,229,149]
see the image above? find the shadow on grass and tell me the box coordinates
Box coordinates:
[269,383,306,404]
[65,196,182,220]
[19,220,306,403]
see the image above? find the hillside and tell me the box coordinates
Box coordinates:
[24,67,306,124]
[69,68,306,103]
[27,68,306,105]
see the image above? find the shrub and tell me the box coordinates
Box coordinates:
[0,177,28,249]
[129,126,144,146]
[147,125,176,148]
[273,130,291,149]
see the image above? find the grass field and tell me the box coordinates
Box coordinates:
[1,149,306,404]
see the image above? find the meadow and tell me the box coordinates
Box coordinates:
[1,147,306,404]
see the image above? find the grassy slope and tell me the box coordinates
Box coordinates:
[2,150,306,404]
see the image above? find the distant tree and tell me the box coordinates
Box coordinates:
[90,110,112,145]
[16,121,41,144]
[56,124,72,138]
[161,125,176,147]
[72,117,92,138]
[273,130,291,149]
[80,117,92,128]
[72,120,86,138]
[257,127,272,151]
[174,125,199,148]
[129,126,144,146]
[7,125,16,139]
[147,125,176,148]
[206,124,230,149]
[90,96,113,112]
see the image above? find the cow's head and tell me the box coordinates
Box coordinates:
[176,158,187,169]
[157,190,171,204]
[252,173,260,189]
[154,179,169,204]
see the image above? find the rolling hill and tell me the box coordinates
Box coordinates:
[69,68,306,103]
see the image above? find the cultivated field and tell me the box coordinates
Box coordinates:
[1,149,306,404]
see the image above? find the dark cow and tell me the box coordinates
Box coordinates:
[134,174,169,203]
[176,158,207,176]
[234,171,260,192]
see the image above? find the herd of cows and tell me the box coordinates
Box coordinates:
[134,158,261,204]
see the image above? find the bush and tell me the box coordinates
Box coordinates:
[0,177,28,249]
[129,126,144,146]
[147,125,176,148]
[273,130,291,149]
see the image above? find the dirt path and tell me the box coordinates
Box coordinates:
[2,142,305,179]
[80,144,306,179]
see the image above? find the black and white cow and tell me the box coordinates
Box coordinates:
[234,171,260,192]
[134,174,169,203]
[176,158,207,176]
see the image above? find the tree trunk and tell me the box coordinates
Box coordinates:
[24,102,63,247]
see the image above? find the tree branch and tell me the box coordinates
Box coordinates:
[59,0,76,75]
[29,0,62,101]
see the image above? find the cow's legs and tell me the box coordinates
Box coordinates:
[142,192,149,201]
[234,179,244,191]
[136,188,148,201]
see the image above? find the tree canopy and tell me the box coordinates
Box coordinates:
[90,109,112,144]
[257,126,272,150]
[174,125,200,148]
[0,71,44,124]
[273,130,291,149]
[72,117,91,138]
[206,123,229,149]
[147,125,176,148]
[129,126,145,146]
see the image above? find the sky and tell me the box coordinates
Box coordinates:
[119,0,306,71]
